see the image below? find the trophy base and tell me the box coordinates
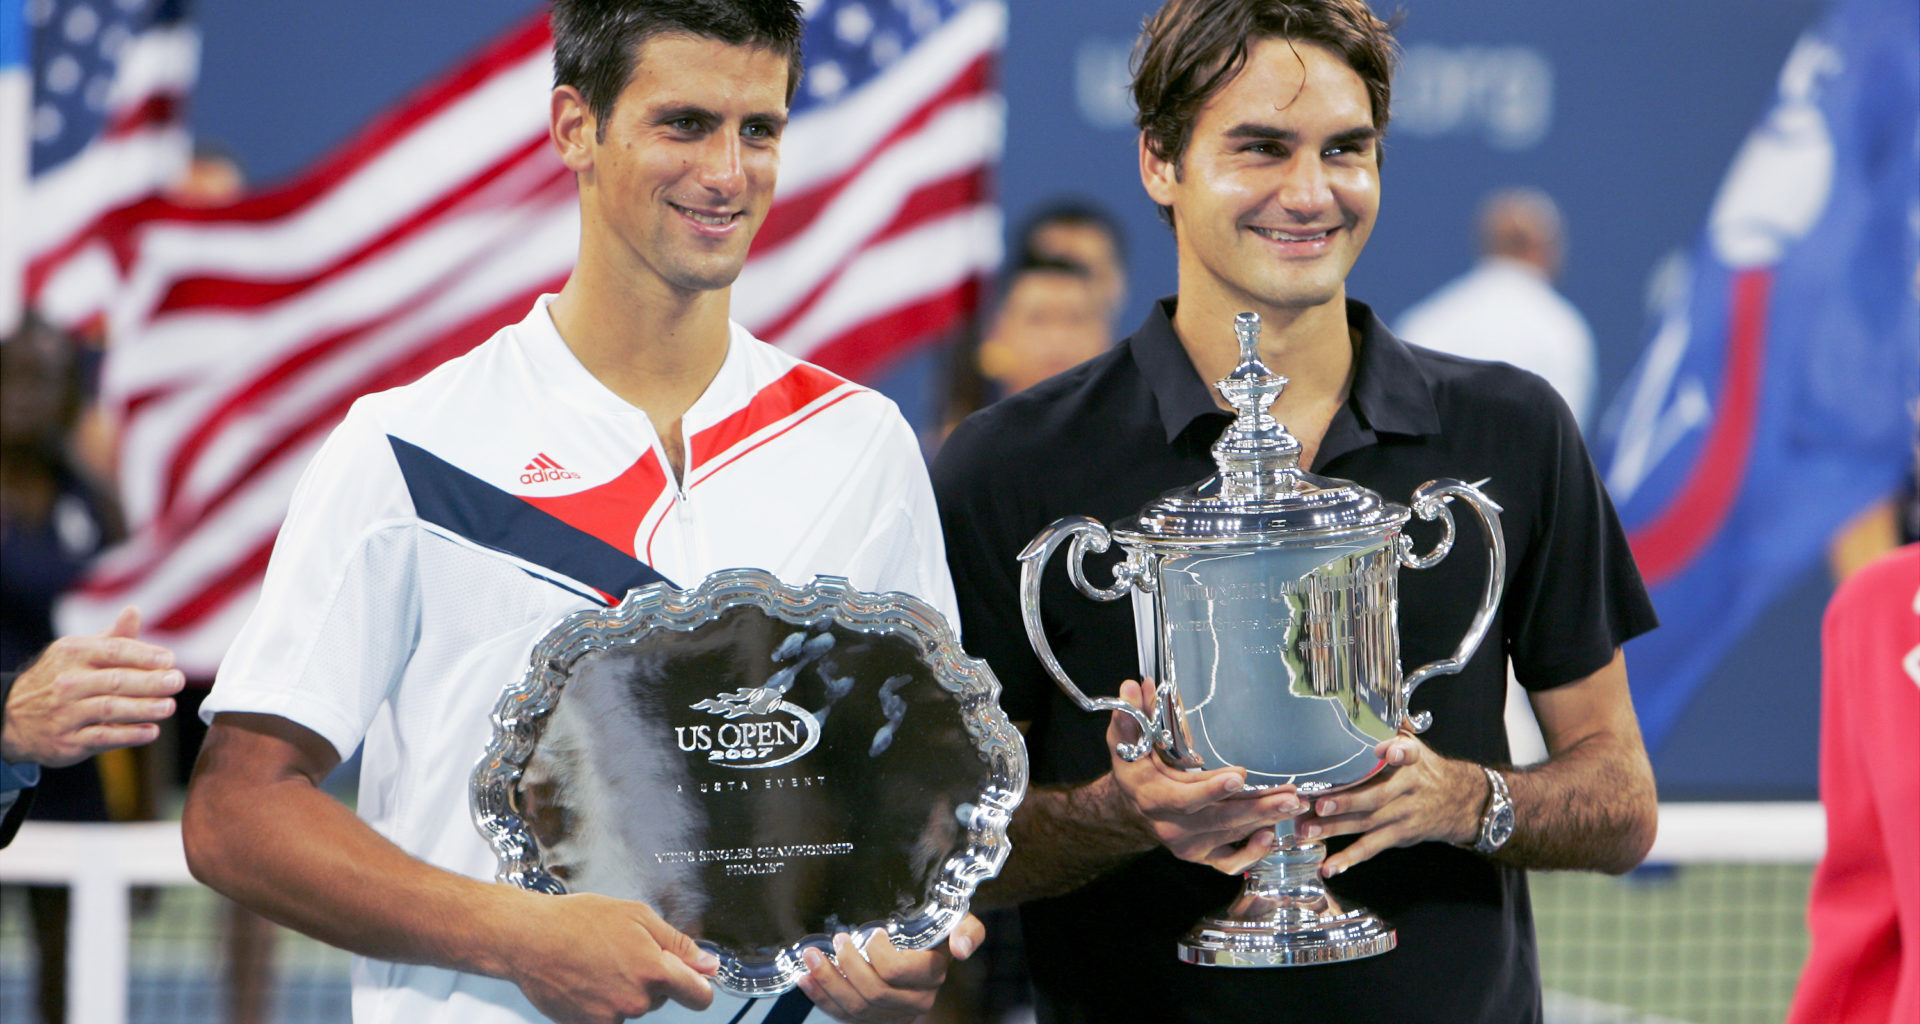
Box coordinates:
[1176,838,1396,967]
[1177,906,1397,967]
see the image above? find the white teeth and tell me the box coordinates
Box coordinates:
[675,204,735,226]
[1253,227,1331,242]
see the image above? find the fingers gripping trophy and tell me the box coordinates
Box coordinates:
[1018,311,1507,967]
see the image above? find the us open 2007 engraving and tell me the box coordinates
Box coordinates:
[472,570,1027,996]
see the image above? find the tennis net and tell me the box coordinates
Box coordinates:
[1,802,1823,1024]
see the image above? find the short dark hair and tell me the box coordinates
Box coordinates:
[1132,0,1399,221]
[550,0,806,140]
[1016,199,1128,265]
[999,254,1093,298]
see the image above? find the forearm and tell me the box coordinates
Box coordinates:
[978,773,1153,907]
[182,734,522,978]
[1497,652,1659,875]
[1499,728,1656,874]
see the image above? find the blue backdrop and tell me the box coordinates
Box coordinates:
[187,0,1843,797]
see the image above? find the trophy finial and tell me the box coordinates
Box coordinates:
[1233,311,1261,368]
[1212,311,1302,498]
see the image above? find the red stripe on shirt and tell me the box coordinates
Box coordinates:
[521,450,672,557]
[689,390,863,491]
[688,363,855,470]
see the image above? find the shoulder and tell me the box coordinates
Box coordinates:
[728,324,901,423]
[342,326,519,434]
[1408,343,1580,436]
[335,316,567,475]
[723,327,927,488]
[1828,543,1920,626]
[1387,341,1593,522]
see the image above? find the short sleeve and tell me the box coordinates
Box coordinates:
[1504,392,1658,690]
[842,410,960,629]
[204,402,422,760]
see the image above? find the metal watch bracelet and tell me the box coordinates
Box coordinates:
[1473,766,1514,855]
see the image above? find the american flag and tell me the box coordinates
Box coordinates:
[49,0,1006,674]
[12,0,195,333]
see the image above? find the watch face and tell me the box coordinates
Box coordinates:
[1489,806,1515,846]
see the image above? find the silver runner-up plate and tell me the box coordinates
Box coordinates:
[472,569,1028,996]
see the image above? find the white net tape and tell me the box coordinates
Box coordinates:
[2,803,1826,1024]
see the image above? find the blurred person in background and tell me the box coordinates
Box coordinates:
[1395,187,1598,431]
[1789,267,1920,1024]
[1396,187,1600,767]
[165,140,248,209]
[2,313,140,1023]
[1827,469,1918,581]
[940,202,1130,443]
[1786,535,1919,1024]
[1015,199,1130,328]
[976,258,1114,397]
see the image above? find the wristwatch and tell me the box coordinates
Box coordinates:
[1473,766,1514,855]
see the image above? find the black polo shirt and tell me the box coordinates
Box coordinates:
[933,297,1656,1024]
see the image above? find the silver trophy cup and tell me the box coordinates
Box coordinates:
[1019,312,1506,966]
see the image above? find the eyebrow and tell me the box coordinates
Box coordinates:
[1223,123,1379,148]
[649,104,788,131]
[744,110,789,133]
[650,104,717,124]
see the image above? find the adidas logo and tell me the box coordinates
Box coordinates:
[520,453,582,485]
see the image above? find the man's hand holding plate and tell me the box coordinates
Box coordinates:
[505,891,719,1024]
[797,914,984,1023]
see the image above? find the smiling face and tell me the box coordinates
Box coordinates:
[1143,37,1380,320]
[560,32,789,298]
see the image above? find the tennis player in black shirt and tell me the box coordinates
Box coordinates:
[933,1,1660,1020]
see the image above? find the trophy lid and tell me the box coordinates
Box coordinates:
[1112,312,1410,545]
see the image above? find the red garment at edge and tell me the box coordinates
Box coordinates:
[1786,543,1920,1024]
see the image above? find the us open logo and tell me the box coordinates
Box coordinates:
[677,687,822,769]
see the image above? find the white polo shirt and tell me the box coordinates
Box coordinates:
[1393,256,1597,431]
[206,296,957,1024]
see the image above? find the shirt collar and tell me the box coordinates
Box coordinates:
[1128,297,1222,444]
[516,294,749,428]
[1127,295,1440,447]
[1345,299,1441,437]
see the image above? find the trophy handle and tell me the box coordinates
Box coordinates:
[1017,515,1162,761]
[1393,480,1507,733]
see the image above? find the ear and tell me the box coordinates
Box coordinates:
[551,85,595,174]
[1139,132,1179,209]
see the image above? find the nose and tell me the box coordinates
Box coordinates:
[693,130,746,198]
[1275,153,1333,220]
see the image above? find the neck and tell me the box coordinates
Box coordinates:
[1170,285,1355,414]
[546,255,733,428]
